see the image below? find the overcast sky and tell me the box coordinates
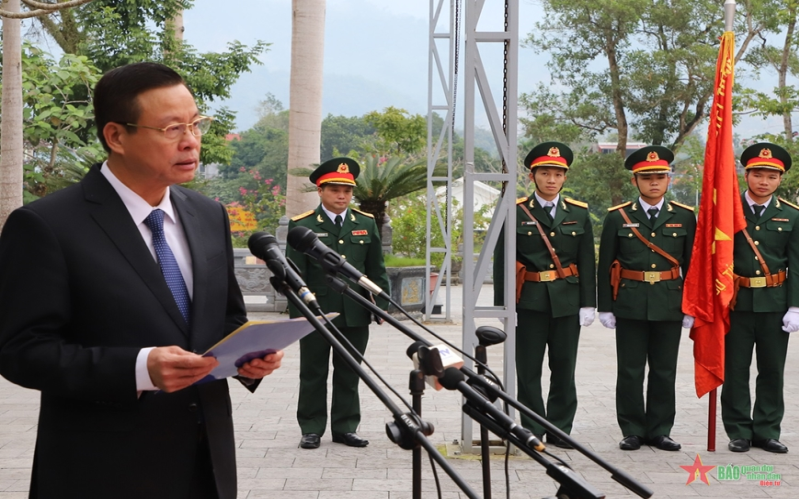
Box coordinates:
[180,0,785,140]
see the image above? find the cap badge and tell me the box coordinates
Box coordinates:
[759,148,773,159]
[547,147,560,157]
[647,152,660,162]
[337,163,350,174]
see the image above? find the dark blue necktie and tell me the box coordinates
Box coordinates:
[753,204,764,218]
[144,209,191,324]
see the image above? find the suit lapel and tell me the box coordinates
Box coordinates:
[629,202,652,229]
[315,205,340,238]
[760,196,781,223]
[82,167,190,337]
[339,208,359,237]
[171,187,204,336]
[551,198,569,228]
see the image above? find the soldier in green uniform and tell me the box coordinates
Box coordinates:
[493,142,596,449]
[286,157,390,450]
[722,143,799,454]
[597,146,696,451]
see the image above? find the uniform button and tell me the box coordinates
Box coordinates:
[755,226,760,231]
[550,232,556,237]
[628,234,633,238]
[339,240,344,244]
[778,227,783,231]
[673,233,677,237]
[651,232,656,237]
[360,240,364,244]
[188,403,198,412]
[755,241,760,245]
[755,256,759,261]
[651,264,657,269]
[342,255,347,259]
[528,231,532,236]
[756,270,761,275]
[572,231,576,236]
[549,264,555,269]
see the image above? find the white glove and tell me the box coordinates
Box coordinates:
[599,312,616,329]
[579,307,595,326]
[682,315,695,330]
[782,307,799,333]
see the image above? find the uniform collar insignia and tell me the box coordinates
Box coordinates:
[667,203,674,212]
[632,202,638,211]
[529,198,535,208]
[350,213,356,222]
[317,214,324,223]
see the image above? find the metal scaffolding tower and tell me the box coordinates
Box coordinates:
[459,0,519,453]
[425,0,457,322]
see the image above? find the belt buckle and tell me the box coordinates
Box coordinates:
[539,270,556,282]
[749,276,767,288]
[644,272,661,285]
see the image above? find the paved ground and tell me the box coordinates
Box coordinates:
[0,285,798,498]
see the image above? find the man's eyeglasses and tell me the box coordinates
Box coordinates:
[125,116,213,140]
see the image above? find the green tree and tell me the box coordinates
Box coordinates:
[0,42,103,201]
[320,114,375,160]
[35,0,267,167]
[363,106,426,156]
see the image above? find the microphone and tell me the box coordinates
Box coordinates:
[405,342,464,391]
[248,232,318,308]
[287,226,388,298]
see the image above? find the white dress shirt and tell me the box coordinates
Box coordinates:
[321,205,349,226]
[100,162,194,392]
[744,190,771,215]
[638,196,665,218]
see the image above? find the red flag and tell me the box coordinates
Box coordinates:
[682,31,747,398]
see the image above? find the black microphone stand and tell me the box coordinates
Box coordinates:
[473,326,507,499]
[323,275,653,499]
[408,365,425,499]
[270,275,480,499]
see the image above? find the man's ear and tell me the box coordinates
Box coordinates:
[103,122,128,155]
[630,175,638,187]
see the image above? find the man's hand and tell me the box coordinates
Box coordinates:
[147,346,219,393]
[782,307,799,333]
[599,312,616,329]
[579,307,596,326]
[237,350,284,379]
[682,315,695,330]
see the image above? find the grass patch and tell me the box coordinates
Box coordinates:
[385,255,427,267]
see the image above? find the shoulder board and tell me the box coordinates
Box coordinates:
[516,197,529,205]
[290,210,314,222]
[351,207,374,218]
[669,200,694,211]
[607,202,632,212]
[779,197,799,211]
[565,198,588,209]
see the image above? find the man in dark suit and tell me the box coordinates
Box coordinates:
[597,146,696,451]
[286,158,390,450]
[493,142,596,449]
[0,62,283,499]
[722,143,799,454]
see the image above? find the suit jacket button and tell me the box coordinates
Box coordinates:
[188,403,198,412]
[339,240,344,244]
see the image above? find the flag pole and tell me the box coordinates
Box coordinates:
[707,0,737,454]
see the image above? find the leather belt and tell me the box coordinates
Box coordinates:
[619,267,680,285]
[524,263,579,282]
[735,270,786,288]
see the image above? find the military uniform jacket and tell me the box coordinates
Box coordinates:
[732,194,799,312]
[287,205,390,327]
[597,200,696,321]
[493,196,596,318]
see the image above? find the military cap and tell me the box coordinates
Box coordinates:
[741,142,792,173]
[524,142,573,171]
[624,145,674,173]
[309,157,361,187]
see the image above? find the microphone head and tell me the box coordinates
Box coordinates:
[247,232,276,260]
[438,367,465,390]
[405,340,427,360]
[287,226,318,253]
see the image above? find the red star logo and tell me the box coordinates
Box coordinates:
[680,454,715,485]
